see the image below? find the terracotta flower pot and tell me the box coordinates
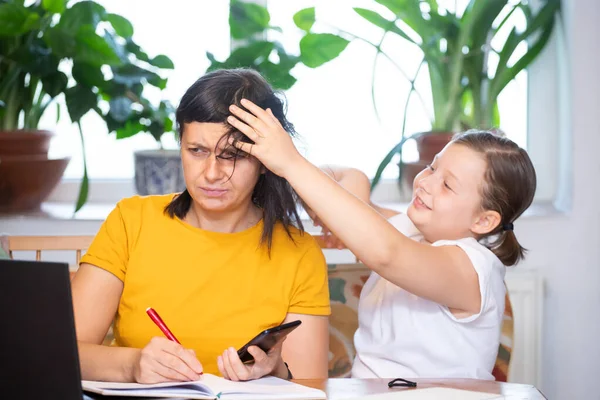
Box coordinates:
[0,155,70,212]
[415,131,455,162]
[0,130,54,157]
[0,130,69,213]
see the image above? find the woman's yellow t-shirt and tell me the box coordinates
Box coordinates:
[80,195,330,375]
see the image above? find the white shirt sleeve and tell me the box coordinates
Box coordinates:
[431,237,504,323]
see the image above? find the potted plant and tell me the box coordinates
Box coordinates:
[294,0,561,190]
[124,99,183,196]
[0,0,174,212]
[206,0,305,90]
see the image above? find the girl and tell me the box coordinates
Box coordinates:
[224,99,536,380]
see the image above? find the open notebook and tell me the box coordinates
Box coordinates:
[82,373,326,399]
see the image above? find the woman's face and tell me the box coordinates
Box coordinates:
[180,122,263,214]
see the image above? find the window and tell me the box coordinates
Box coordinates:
[268,0,527,180]
[46,0,230,179]
[48,1,562,205]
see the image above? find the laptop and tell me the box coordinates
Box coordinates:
[0,259,83,399]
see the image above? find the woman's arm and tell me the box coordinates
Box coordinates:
[71,263,137,381]
[280,314,329,379]
[72,264,203,383]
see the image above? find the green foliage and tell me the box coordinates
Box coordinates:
[0,0,176,211]
[293,0,561,188]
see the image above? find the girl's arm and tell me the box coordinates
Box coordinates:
[320,165,400,219]
[227,101,481,314]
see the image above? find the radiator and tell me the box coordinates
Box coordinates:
[505,268,543,386]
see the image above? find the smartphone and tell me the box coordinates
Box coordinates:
[237,320,302,364]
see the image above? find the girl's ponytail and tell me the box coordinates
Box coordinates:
[489,228,526,267]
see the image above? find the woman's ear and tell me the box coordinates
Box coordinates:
[471,210,501,235]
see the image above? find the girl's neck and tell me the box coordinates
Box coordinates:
[185,202,263,233]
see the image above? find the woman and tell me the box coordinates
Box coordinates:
[71,69,330,383]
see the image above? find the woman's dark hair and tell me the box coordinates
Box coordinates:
[452,130,537,266]
[164,68,303,251]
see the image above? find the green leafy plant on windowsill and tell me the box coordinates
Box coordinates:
[206,0,348,91]
[293,0,561,188]
[0,0,175,212]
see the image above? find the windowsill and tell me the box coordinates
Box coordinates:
[0,198,567,223]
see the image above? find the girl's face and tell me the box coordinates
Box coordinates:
[407,143,501,242]
[180,122,263,215]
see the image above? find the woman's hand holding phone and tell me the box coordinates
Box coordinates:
[217,341,288,381]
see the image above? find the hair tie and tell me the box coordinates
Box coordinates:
[502,222,514,231]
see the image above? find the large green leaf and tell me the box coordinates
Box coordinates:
[354,8,415,44]
[72,62,105,87]
[112,64,157,87]
[74,25,122,66]
[42,0,66,14]
[125,39,150,62]
[0,3,40,36]
[102,31,129,64]
[74,121,89,213]
[58,1,105,32]
[116,120,145,139]
[258,61,297,90]
[375,0,431,41]
[371,137,410,189]
[148,74,168,90]
[491,0,560,99]
[149,55,175,69]
[42,72,68,97]
[44,27,77,57]
[12,40,60,77]
[293,7,315,32]
[105,13,133,38]
[227,41,274,67]
[299,33,350,68]
[229,0,270,40]
[65,85,97,122]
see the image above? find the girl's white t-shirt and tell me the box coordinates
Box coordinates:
[352,213,506,380]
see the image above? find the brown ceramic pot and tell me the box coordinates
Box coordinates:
[414,131,455,162]
[0,130,69,213]
[0,130,54,157]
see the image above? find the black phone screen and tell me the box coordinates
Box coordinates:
[237,320,302,363]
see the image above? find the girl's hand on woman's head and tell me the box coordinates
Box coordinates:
[217,341,289,381]
[133,337,203,384]
[227,99,302,178]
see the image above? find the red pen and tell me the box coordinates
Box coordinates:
[146,307,181,344]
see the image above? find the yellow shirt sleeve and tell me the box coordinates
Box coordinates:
[288,237,331,316]
[80,199,134,281]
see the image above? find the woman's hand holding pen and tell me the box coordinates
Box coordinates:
[227,99,302,179]
[217,341,288,381]
[132,337,204,384]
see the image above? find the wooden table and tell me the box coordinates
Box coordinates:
[294,378,546,399]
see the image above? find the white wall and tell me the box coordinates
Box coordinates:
[519,0,600,398]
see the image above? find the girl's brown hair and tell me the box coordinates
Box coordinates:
[452,130,537,266]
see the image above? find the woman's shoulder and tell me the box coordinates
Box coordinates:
[271,223,322,253]
[115,194,176,215]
